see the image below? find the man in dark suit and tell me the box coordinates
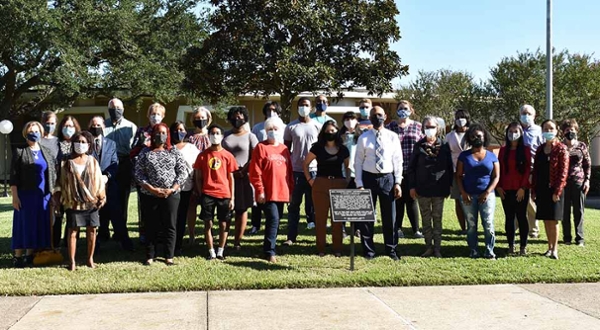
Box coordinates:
[89,116,134,251]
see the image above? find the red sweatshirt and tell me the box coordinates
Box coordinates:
[249,141,294,203]
[498,146,531,191]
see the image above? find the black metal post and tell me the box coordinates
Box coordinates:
[3,135,8,197]
[350,222,355,271]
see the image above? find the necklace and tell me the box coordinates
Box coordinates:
[31,149,40,160]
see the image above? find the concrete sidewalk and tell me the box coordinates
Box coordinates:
[2,283,600,330]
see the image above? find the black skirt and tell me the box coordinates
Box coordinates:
[66,209,100,228]
[535,153,563,221]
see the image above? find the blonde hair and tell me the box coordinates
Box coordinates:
[22,121,44,138]
[359,98,372,106]
[147,102,166,117]
[191,106,212,126]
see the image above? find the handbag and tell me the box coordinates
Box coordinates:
[33,202,64,266]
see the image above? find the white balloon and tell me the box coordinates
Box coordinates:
[0,120,13,134]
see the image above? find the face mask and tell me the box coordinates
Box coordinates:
[209,134,223,145]
[359,107,369,118]
[345,133,355,144]
[43,124,56,135]
[27,131,41,142]
[455,118,467,128]
[471,138,484,148]
[542,132,556,141]
[397,109,411,119]
[520,114,533,126]
[344,119,357,130]
[565,131,577,141]
[109,108,124,122]
[62,127,76,138]
[324,132,337,141]
[268,111,279,119]
[193,119,208,129]
[153,134,167,145]
[508,132,521,142]
[424,128,437,138]
[316,103,327,112]
[73,142,89,155]
[89,127,103,137]
[172,131,187,143]
[267,130,283,142]
[230,118,245,129]
[370,115,385,128]
[298,106,311,117]
[149,114,162,126]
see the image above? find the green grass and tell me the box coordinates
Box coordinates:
[1,194,599,296]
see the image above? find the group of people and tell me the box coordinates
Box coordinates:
[9,95,590,269]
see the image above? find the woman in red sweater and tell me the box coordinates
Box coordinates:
[249,117,294,263]
[532,119,569,259]
[497,122,531,256]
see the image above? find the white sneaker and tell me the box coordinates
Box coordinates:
[307,222,315,230]
[414,231,425,239]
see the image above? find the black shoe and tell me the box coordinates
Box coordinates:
[121,238,135,252]
[389,254,400,261]
[143,259,153,266]
[24,255,34,267]
[216,255,226,261]
[97,232,110,242]
[174,249,183,257]
[13,257,25,268]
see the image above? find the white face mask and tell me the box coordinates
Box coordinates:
[298,106,311,117]
[267,129,283,142]
[149,114,163,125]
[424,128,437,138]
[73,142,89,155]
[455,118,467,128]
[508,132,521,141]
[268,111,279,119]
[209,134,223,145]
[344,119,357,130]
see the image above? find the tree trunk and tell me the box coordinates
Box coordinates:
[280,91,297,123]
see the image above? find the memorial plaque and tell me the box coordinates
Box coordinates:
[329,189,376,222]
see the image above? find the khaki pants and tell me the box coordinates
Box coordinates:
[312,177,348,254]
[527,194,538,235]
[418,197,444,250]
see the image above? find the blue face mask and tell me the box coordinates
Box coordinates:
[359,107,369,118]
[62,126,76,138]
[397,109,411,119]
[520,114,534,126]
[267,130,283,142]
[316,103,327,112]
[27,131,41,142]
[542,132,556,141]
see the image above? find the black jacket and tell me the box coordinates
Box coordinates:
[407,138,453,197]
[10,145,57,194]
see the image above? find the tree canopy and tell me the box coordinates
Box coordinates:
[0,0,206,120]
[182,0,408,121]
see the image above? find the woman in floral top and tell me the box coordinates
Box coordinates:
[560,119,591,247]
[385,100,424,239]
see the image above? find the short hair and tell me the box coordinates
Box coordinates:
[560,118,579,132]
[227,106,249,122]
[465,123,491,148]
[108,98,124,109]
[41,111,57,123]
[422,115,441,138]
[57,115,81,141]
[22,121,44,138]
[70,131,94,155]
[315,94,328,103]
[150,123,172,150]
[89,115,106,128]
[191,106,212,127]
[207,124,224,135]
[297,97,311,106]
[520,104,536,115]
[262,101,282,117]
[359,99,372,106]
[147,102,166,117]
[264,117,285,131]
[316,120,343,147]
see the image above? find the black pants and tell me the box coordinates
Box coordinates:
[251,203,284,229]
[140,192,180,260]
[98,180,131,242]
[562,181,585,244]
[116,157,133,229]
[358,172,397,257]
[175,190,192,251]
[395,178,420,233]
[501,190,529,247]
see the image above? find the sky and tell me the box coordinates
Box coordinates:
[394,0,600,86]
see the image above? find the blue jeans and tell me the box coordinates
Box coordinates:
[286,171,316,241]
[263,202,283,257]
[461,193,496,257]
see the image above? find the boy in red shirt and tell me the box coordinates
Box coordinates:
[194,125,237,260]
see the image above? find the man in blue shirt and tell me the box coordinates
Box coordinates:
[309,95,336,125]
[520,104,543,238]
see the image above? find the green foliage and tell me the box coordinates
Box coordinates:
[182,0,408,121]
[0,0,206,119]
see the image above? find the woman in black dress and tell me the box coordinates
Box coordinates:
[532,120,568,259]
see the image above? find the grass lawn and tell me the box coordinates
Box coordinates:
[0,194,599,296]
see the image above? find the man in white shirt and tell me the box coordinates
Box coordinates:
[354,106,403,260]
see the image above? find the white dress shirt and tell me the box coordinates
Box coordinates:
[354,128,403,188]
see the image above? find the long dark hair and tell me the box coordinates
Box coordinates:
[57,115,82,141]
[503,122,526,174]
[339,111,361,142]
[452,109,471,131]
[316,120,344,147]
[69,131,94,156]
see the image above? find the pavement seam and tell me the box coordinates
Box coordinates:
[517,284,600,321]
[206,291,210,330]
[365,288,418,330]
[8,296,43,330]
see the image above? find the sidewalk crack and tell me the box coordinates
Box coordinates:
[518,285,600,321]
[365,288,418,330]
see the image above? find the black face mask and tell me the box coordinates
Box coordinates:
[324,132,337,141]
[565,131,577,141]
[153,134,167,145]
[230,118,245,129]
[471,138,484,148]
[89,127,103,137]
[193,119,208,129]
[370,115,385,128]
[108,108,124,122]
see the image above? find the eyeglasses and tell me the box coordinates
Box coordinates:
[397,108,409,111]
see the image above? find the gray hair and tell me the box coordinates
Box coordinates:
[264,117,285,131]
[519,104,536,116]
[422,115,442,138]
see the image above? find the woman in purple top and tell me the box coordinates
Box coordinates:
[385,100,423,239]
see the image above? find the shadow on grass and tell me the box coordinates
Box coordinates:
[226,260,293,271]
